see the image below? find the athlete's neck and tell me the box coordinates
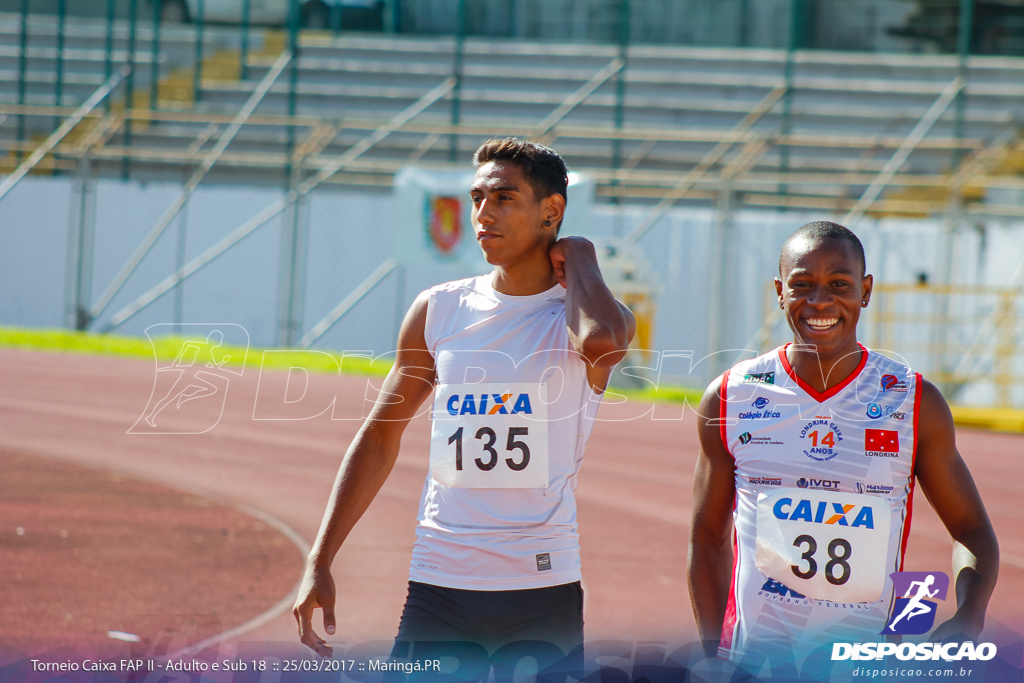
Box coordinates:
[491,256,559,297]
[785,342,865,394]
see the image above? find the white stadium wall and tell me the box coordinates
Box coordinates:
[2,175,1023,403]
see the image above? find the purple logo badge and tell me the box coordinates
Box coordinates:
[881,571,949,635]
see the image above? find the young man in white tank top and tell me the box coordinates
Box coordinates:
[688,222,999,670]
[293,138,635,672]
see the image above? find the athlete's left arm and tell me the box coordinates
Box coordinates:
[914,379,999,642]
[550,236,636,391]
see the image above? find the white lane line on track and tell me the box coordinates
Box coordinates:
[158,492,312,661]
[1,440,312,661]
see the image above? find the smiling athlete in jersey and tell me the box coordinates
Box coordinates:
[688,222,999,667]
[293,138,635,671]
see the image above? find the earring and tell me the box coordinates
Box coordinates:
[862,301,868,307]
[544,220,551,227]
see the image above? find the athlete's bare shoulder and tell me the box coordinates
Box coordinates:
[912,378,958,469]
[396,290,433,360]
[696,374,726,429]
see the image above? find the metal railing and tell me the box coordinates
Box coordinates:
[2,0,1022,371]
[758,282,1024,407]
[1,0,1018,217]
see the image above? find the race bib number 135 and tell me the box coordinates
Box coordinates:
[755,488,891,603]
[429,382,549,489]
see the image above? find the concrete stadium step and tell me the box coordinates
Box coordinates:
[0,12,1020,216]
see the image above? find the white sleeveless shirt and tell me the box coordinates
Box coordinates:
[718,344,921,662]
[410,275,601,590]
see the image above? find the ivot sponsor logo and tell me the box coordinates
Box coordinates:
[797,477,841,490]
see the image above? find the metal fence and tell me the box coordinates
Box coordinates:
[3,0,1021,193]
[759,281,1024,407]
[1,0,1023,406]
[2,0,1020,54]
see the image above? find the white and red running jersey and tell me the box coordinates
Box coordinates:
[718,344,922,663]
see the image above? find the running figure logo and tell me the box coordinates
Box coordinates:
[882,571,949,635]
[130,324,249,435]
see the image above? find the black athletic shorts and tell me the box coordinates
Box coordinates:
[389,580,584,680]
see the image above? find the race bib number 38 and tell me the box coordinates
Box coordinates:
[755,488,891,603]
[429,383,549,488]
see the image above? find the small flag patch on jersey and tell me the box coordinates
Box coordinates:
[865,429,899,453]
[536,553,552,571]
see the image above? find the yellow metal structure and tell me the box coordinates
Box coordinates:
[761,282,1024,412]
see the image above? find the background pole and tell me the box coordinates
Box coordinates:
[610,0,630,214]
[17,0,28,158]
[150,0,161,111]
[779,0,803,201]
[123,0,138,180]
[193,0,205,103]
[54,0,65,132]
[953,0,974,170]
[240,0,250,80]
[449,0,466,163]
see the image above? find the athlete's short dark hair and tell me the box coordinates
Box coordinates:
[779,221,866,276]
[473,137,569,205]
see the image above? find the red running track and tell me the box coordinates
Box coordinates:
[1,348,1022,659]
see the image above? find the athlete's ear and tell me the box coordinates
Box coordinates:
[774,277,785,309]
[542,193,566,232]
[861,273,874,308]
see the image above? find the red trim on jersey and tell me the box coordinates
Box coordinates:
[898,373,924,570]
[777,343,869,403]
[715,372,737,655]
[719,528,740,656]
[719,370,733,460]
